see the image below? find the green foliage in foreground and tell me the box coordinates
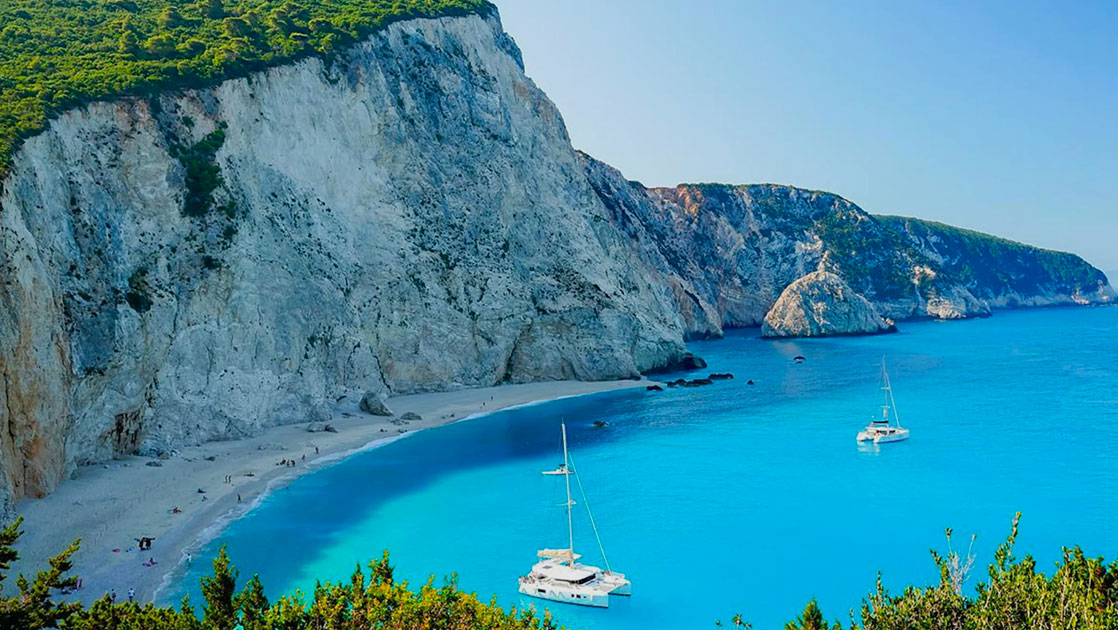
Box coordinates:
[0,519,556,630]
[4,513,1116,629]
[0,0,491,174]
[726,513,1118,630]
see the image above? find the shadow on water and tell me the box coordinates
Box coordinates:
[180,387,669,598]
[178,333,901,602]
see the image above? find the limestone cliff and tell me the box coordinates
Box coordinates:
[0,11,1110,519]
[761,271,895,338]
[0,13,691,517]
[581,155,1112,337]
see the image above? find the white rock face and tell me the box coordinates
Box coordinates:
[581,158,836,336]
[761,271,896,337]
[923,286,991,320]
[581,154,1112,336]
[0,14,691,516]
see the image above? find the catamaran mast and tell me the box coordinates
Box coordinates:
[881,358,902,428]
[881,358,891,421]
[562,423,575,560]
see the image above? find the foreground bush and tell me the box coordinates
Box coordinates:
[4,513,1115,629]
[0,518,555,630]
[767,513,1118,630]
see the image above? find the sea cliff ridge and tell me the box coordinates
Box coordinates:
[0,7,1111,520]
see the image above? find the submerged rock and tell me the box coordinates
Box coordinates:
[762,271,897,338]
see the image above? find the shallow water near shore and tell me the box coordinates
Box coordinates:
[172,306,1118,629]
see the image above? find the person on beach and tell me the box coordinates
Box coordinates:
[237,494,241,502]
[315,446,319,454]
[110,589,116,602]
[128,587,135,602]
[186,553,192,566]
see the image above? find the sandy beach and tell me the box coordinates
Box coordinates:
[9,379,651,605]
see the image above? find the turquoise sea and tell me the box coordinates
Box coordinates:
[172,306,1118,629]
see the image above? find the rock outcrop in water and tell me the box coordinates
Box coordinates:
[0,11,1110,517]
[761,271,896,337]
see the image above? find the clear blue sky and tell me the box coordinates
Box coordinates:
[498,0,1118,271]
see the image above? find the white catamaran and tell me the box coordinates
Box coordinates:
[518,423,630,608]
[856,358,910,444]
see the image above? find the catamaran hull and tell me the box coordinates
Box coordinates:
[856,429,910,443]
[601,571,631,596]
[518,582,610,607]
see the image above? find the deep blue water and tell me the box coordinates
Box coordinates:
[172,306,1118,629]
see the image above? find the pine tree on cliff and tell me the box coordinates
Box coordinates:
[784,598,841,630]
[236,574,269,630]
[200,546,238,630]
[0,517,81,629]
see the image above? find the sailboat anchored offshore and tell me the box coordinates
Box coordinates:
[856,358,910,444]
[517,423,631,607]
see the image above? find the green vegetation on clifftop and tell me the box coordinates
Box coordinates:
[876,215,1107,295]
[0,0,491,174]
